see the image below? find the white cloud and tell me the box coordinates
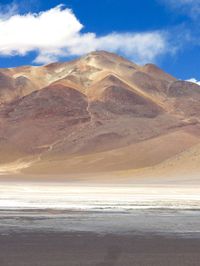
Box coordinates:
[0,5,169,64]
[162,0,198,8]
[166,0,198,5]
[187,78,200,85]
[63,32,167,65]
[161,0,200,18]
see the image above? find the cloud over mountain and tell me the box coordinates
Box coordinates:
[0,4,168,64]
[187,78,200,85]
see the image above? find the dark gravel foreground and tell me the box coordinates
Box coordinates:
[1,232,200,266]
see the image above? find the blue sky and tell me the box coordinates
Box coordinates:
[0,0,200,83]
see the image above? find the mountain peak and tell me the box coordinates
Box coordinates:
[82,50,138,69]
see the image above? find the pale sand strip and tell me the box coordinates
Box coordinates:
[0,157,38,175]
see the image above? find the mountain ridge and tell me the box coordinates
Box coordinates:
[0,50,200,177]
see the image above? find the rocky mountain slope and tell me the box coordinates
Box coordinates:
[0,51,200,176]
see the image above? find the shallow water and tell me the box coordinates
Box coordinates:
[0,208,200,237]
[0,182,200,236]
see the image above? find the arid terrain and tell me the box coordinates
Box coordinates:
[1,50,200,178]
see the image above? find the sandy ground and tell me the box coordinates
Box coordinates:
[1,232,200,266]
[1,128,200,178]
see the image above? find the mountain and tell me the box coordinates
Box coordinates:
[0,50,200,177]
